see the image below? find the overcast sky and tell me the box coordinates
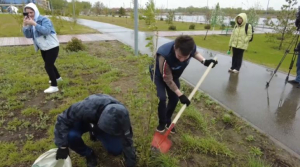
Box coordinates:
[84,0,288,10]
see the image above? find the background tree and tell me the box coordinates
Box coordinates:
[204,24,211,40]
[272,0,297,50]
[210,3,224,30]
[144,0,156,25]
[247,2,261,28]
[247,8,259,27]
[93,1,105,16]
[80,1,92,15]
[119,7,126,16]
[226,8,236,22]
[165,10,175,24]
[203,7,211,24]
[51,0,68,15]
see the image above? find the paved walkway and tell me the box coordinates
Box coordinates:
[71,18,300,158]
[0,34,116,46]
[157,27,274,37]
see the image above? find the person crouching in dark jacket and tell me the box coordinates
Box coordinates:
[54,94,136,167]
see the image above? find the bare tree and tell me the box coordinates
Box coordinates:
[93,1,105,16]
[272,0,297,50]
[204,8,211,24]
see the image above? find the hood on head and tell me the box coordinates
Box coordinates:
[235,13,247,26]
[24,3,40,21]
[97,104,128,136]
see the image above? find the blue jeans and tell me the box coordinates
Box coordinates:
[68,122,123,157]
[296,54,300,82]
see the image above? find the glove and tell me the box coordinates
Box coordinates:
[179,95,191,106]
[204,59,218,68]
[227,47,232,55]
[56,147,69,160]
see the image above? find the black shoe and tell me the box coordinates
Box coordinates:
[288,80,300,85]
[166,124,176,134]
[86,151,97,167]
[156,124,166,133]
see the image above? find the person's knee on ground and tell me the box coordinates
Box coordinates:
[67,130,92,157]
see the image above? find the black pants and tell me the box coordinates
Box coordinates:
[41,46,60,86]
[231,47,245,71]
[155,76,180,126]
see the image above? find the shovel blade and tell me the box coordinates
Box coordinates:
[151,131,172,153]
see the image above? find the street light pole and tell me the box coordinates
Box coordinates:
[266,0,270,15]
[264,0,271,29]
[72,0,75,20]
[134,0,139,56]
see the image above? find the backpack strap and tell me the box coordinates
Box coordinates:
[245,23,249,35]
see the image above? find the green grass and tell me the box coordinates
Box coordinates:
[0,41,299,167]
[149,154,179,167]
[79,15,220,31]
[191,34,298,74]
[21,107,41,117]
[249,146,263,157]
[181,134,234,157]
[247,156,271,167]
[0,14,98,37]
[183,105,208,131]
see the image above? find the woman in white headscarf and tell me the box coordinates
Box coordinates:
[23,3,62,93]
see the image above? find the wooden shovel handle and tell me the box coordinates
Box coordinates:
[171,57,217,124]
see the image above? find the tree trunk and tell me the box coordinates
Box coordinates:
[204,29,209,40]
[279,26,287,50]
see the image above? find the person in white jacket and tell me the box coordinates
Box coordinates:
[22,3,62,93]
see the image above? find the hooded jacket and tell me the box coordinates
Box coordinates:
[54,94,136,167]
[22,3,59,51]
[229,13,252,50]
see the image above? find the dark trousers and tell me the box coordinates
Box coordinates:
[155,76,180,126]
[41,46,61,86]
[68,122,123,157]
[231,47,245,71]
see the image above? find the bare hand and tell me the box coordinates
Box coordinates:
[24,17,36,26]
[23,17,28,26]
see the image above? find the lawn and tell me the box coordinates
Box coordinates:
[190,34,298,74]
[79,15,220,32]
[0,14,98,37]
[0,41,299,167]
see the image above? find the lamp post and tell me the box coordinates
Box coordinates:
[72,0,75,20]
[134,0,138,56]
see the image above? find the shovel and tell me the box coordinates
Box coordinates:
[151,57,217,153]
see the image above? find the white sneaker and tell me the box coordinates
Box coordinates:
[44,86,59,93]
[49,77,63,84]
[228,69,233,72]
[232,69,239,73]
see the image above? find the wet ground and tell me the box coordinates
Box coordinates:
[75,18,300,156]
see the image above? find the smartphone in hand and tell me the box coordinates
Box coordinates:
[23,12,28,18]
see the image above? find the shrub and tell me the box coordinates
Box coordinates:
[189,24,195,30]
[65,37,85,52]
[230,21,235,28]
[168,25,176,30]
[221,24,226,30]
[204,24,211,30]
